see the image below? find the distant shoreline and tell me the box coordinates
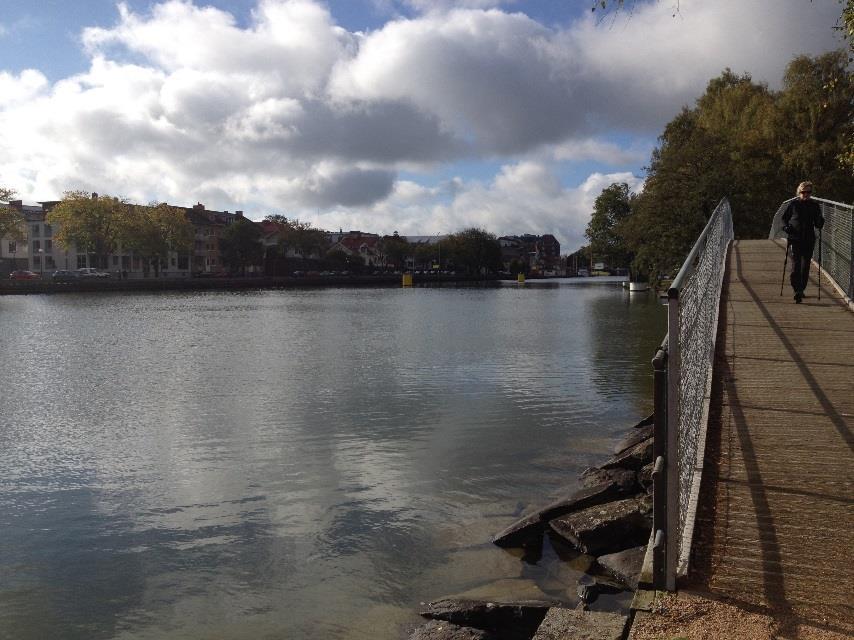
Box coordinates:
[0,273,503,295]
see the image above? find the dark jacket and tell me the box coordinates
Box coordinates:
[782,199,824,242]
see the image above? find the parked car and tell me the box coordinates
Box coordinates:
[9,270,40,280]
[51,269,78,283]
[76,267,111,279]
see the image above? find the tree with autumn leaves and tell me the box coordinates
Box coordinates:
[0,187,26,247]
[116,201,195,276]
[47,191,194,273]
[588,50,853,283]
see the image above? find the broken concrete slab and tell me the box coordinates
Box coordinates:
[596,545,646,591]
[420,598,553,639]
[632,413,654,429]
[601,438,653,472]
[613,424,653,455]
[549,498,650,556]
[492,482,622,548]
[409,619,499,639]
[578,467,637,493]
[531,607,628,640]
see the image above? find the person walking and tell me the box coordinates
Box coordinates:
[782,181,824,303]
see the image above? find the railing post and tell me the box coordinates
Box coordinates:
[665,290,680,591]
[849,208,853,300]
[651,344,668,590]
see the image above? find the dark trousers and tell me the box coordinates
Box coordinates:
[789,237,815,294]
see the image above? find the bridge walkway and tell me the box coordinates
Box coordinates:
[687,239,853,634]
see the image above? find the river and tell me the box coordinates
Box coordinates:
[0,281,665,639]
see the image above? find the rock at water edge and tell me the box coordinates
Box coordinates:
[492,482,622,548]
[578,467,637,493]
[601,438,653,472]
[409,620,499,639]
[613,424,653,456]
[596,545,646,591]
[532,607,628,640]
[549,498,650,556]
[632,413,654,429]
[420,598,554,637]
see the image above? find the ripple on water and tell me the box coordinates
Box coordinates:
[0,287,664,639]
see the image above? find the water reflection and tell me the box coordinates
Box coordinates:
[0,286,664,639]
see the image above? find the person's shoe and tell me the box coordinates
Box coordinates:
[794,292,803,303]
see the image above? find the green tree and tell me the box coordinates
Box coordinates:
[219,218,264,275]
[47,191,125,268]
[835,0,853,60]
[839,0,854,171]
[621,107,723,282]
[380,232,410,269]
[264,214,328,259]
[445,228,502,275]
[1,188,26,245]
[414,241,440,270]
[585,182,635,269]
[618,54,851,281]
[776,50,854,197]
[116,202,194,276]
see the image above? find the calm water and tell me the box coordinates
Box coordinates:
[0,282,664,640]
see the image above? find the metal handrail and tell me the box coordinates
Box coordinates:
[651,336,668,590]
[653,197,733,590]
[653,195,849,591]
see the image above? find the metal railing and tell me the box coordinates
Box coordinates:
[768,197,854,304]
[652,198,734,590]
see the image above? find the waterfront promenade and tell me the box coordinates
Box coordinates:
[688,239,853,634]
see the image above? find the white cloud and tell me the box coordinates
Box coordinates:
[0,69,49,104]
[561,0,841,130]
[329,9,582,154]
[312,163,644,252]
[0,0,843,247]
[552,138,650,166]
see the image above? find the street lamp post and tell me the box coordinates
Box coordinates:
[38,248,44,278]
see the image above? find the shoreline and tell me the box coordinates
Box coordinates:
[0,273,502,295]
[408,414,656,639]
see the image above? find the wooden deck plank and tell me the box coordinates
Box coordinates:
[687,239,854,633]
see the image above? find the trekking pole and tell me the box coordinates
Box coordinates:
[817,227,822,301]
[780,240,789,296]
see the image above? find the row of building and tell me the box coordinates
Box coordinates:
[1,198,248,278]
[1,197,561,278]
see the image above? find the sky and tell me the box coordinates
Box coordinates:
[0,0,845,251]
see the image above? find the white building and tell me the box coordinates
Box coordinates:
[1,198,244,278]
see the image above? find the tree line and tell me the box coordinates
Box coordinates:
[263,222,504,276]
[584,50,853,281]
[0,188,506,276]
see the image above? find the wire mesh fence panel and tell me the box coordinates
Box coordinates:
[665,198,733,583]
[657,195,850,588]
